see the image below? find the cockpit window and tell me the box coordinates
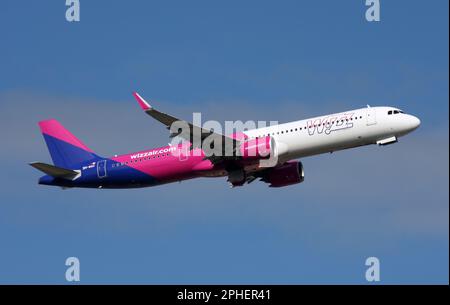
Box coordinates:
[388,109,404,115]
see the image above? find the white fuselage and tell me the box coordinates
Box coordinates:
[244,106,420,161]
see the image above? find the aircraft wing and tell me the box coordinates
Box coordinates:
[132,92,240,161]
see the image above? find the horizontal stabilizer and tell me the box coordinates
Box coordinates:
[29,162,80,180]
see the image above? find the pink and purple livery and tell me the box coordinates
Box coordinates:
[30,93,420,188]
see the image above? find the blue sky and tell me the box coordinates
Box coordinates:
[0,0,448,284]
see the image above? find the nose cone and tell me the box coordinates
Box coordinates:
[409,115,421,131]
[395,114,421,137]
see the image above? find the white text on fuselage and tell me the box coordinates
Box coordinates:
[130,146,177,160]
[82,162,96,170]
[307,112,355,136]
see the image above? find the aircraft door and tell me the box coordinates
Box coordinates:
[97,160,107,178]
[366,107,377,126]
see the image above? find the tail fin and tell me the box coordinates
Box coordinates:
[38,119,100,168]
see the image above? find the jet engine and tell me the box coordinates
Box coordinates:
[238,136,289,165]
[239,136,271,159]
[260,161,304,187]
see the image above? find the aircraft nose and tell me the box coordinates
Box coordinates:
[406,115,421,131]
[411,115,421,130]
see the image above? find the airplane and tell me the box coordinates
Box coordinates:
[30,93,420,189]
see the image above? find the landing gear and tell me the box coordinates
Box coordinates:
[227,169,246,187]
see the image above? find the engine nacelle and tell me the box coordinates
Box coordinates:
[239,136,272,159]
[238,136,289,167]
[261,161,304,187]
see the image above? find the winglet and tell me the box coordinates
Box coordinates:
[133,92,152,110]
